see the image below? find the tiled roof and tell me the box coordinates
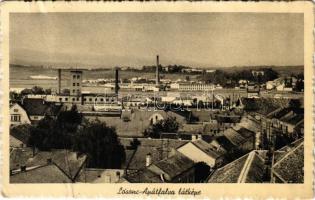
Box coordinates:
[124,168,163,183]
[10,147,34,170]
[216,115,241,124]
[233,127,255,139]
[10,164,72,183]
[223,128,245,146]
[213,136,236,153]
[191,140,223,159]
[76,168,124,183]
[10,124,32,145]
[26,150,87,179]
[272,139,304,183]
[10,148,86,180]
[21,98,62,116]
[208,151,266,183]
[152,151,194,180]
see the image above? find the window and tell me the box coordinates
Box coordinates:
[33,116,38,120]
[73,75,76,79]
[100,98,104,101]
[77,75,80,79]
[77,89,80,93]
[77,83,80,86]
[65,98,68,101]
[13,109,18,112]
[77,97,80,101]
[59,98,62,101]
[72,90,75,93]
[84,98,86,101]
[73,83,76,86]
[72,98,75,101]
[89,98,92,101]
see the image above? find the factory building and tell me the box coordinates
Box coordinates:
[70,70,83,96]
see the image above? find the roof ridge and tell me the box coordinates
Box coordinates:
[237,151,255,183]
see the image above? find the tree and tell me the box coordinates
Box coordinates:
[31,86,45,95]
[144,116,179,138]
[194,162,211,183]
[73,121,125,168]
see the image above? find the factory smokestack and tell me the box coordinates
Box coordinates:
[115,67,119,95]
[156,55,160,86]
[58,69,61,94]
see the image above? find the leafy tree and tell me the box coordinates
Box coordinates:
[73,121,125,168]
[144,116,179,138]
[194,162,211,183]
[31,86,45,95]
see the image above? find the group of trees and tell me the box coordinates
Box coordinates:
[10,86,52,101]
[199,68,279,87]
[143,116,179,138]
[27,105,125,168]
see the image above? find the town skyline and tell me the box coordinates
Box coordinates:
[10,13,303,69]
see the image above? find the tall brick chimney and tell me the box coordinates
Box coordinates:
[58,69,61,94]
[156,55,160,86]
[115,67,119,95]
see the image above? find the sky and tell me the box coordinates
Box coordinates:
[10,12,303,68]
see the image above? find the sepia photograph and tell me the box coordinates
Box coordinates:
[7,11,306,184]
[1,2,313,198]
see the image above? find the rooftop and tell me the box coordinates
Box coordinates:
[208,150,266,183]
[272,139,304,183]
[10,164,72,183]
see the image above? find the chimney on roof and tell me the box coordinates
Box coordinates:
[145,153,152,167]
[191,134,197,141]
[156,55,160,86]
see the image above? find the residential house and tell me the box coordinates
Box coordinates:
[20,98,63,124]
[9,103,31,126]
[124,151,195,183]
[208,150,267,183]
[177,139,224,168]
[223,127,256,152]
[10,148,87,183]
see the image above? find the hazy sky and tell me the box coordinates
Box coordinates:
[10,13,303,68]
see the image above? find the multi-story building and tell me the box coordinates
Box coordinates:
[70,70,83,96]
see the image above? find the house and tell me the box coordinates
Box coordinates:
[223,127,256,152]
[215,114,241,132]
[208,150,267,183]
[10,164,73,183]
[9,103,31,126]
[10,148,87,182]
[20,98,63,124]
[177,139,224,168]
[247,83,260,98]
[124,151,195,183]
[121,138,188,171]
[209,135,237,154]
[76,168,124,183]
[271,138,303,183]
[10,124,32,148]
[84,109,190,137]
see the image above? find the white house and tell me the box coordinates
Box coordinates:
[177,139,224,168]
[10,103,31,126]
